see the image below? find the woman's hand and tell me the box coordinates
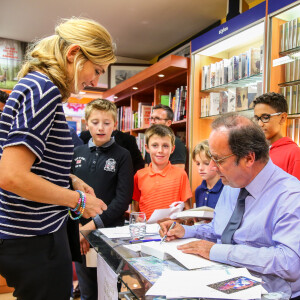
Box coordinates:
[70,175,95,196]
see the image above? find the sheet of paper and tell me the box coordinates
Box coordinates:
[98,223,160,238]
[146,268,262,299]
[123,244,142,252]
[141,238,220,269]
[147,208,172,224]
[97,254,118,300]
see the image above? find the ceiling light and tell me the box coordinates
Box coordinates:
[158,74,165,77]
[114,96,118,99]
[132,87,138,90]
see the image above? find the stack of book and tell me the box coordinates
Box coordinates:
[117,106,132,131]
[168,86,187,121]
[284,58,300,83]
[201,47,262,91]
[280,84,300,115]
[200,82,262,117]
[132,103,152,129]
[280,18,300,52]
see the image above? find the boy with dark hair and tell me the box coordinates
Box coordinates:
[145,104,187,169]
[71,98,133,299]
[132,124,191,220]
[253,92,300,179]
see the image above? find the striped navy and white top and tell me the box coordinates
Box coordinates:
[0,71,74,239]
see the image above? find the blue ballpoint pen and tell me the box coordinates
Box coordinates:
[160,221,176,244]
[129,238,161,244]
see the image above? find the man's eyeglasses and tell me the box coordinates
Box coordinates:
[149,117,169,122]
[252,112,282,124]
[207,150,235,167]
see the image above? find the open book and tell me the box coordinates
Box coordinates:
[140,238,219,270]
[175,206,214,220]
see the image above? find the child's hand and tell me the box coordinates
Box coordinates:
[71,175,96,196]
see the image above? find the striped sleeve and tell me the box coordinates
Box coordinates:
[2,73,61,163]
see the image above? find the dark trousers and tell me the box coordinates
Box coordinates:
[0,225,72,300]
[75,257,98,300]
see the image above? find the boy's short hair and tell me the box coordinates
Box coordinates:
[0,90,9,104]
[152,104,174,120]
[145,124,175,146]
[85,98,117,122]
[192,140,210,160]
[253,92,288,113]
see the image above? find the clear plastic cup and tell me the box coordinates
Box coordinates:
[129,212,146,239]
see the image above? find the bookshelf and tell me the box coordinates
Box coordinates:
[103,55,190,157]
[189,2,266,196]
[267,0,300,145]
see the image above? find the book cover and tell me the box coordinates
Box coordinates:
[285,62,291,82]
[293,18,297,49]
[248,85,257,108]
[257,81,263,97]
[176,206,214,219]
[250,48,260,76]
[260,45,264,74]
[215,61,221,86]
[289,19,294,50]
[210,63,216,88]
[233,56,239,81]
[227,88,236,112]
[292,85,297,114]
[220,91,228,114]
[238,53,246,79]
[297,85,300,113]
[207,65,211,89]
[161,95,169,106]
[285,21,290,51]
[286,86,292,114]
[236,87,248,111]
[280,23,285,52]
[209,93,220,116]
[297,18,300,48]
[223,59,229,84]
[228,57,233,83]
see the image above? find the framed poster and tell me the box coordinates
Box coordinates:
[108,63,150,88]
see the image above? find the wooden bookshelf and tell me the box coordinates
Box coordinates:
[103,54,190,152]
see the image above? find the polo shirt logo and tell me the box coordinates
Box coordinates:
[104,158,116,172]
[74,156,86,168]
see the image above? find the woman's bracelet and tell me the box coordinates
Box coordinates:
[68,190,86,220]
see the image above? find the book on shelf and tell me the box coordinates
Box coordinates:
[260,45,264,74]
[293,18,297,49]
[297,18,300,48]
[227,88,236,112]
[209,93,220,116]
[292,85,297,114]
[248,48,261,76]
[136,133,146,158]
[210,63,216,88]
[219,91,228,114]
[248,85,258,108]
[228,57,233,83]
[141,105,152,128]
[160,95,169,106]
[220,59,229,85]
[236,87,248,111]
[287,86,292,114]
[238,53,246,80]
[257,81,263,98]
[289,19,294,50]
[137,103,152,128]
[233,56,239,81]
[215,61,221,86]
[285,21,289,51]
[280,23,285,52]
[297,85,300,113]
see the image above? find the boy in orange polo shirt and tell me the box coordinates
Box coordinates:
[132,124,191,220]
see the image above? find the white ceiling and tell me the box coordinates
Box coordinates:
[0,0,227,61]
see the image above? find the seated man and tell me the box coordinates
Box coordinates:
[160,113,300,299]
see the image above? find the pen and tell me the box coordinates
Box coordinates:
[160,221,176,244]
[129,238,161,244]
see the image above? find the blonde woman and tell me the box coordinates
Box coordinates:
[0,18,115,300]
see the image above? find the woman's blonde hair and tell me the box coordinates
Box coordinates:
[18,17,116,101]
[85,98,117,122]
[192,140,210,160]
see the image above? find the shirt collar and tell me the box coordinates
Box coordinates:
[149,161,172,177]
[199,178,223,193]
[246,159,275,199]
[88,137,115,151]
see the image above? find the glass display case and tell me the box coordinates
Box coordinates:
[188,2,266,193]
[267,0,300,145]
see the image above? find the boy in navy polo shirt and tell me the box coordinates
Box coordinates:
[192,140,223,208]
[71,99,133,300]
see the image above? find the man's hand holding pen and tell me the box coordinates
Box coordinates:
[159,220,185,242]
